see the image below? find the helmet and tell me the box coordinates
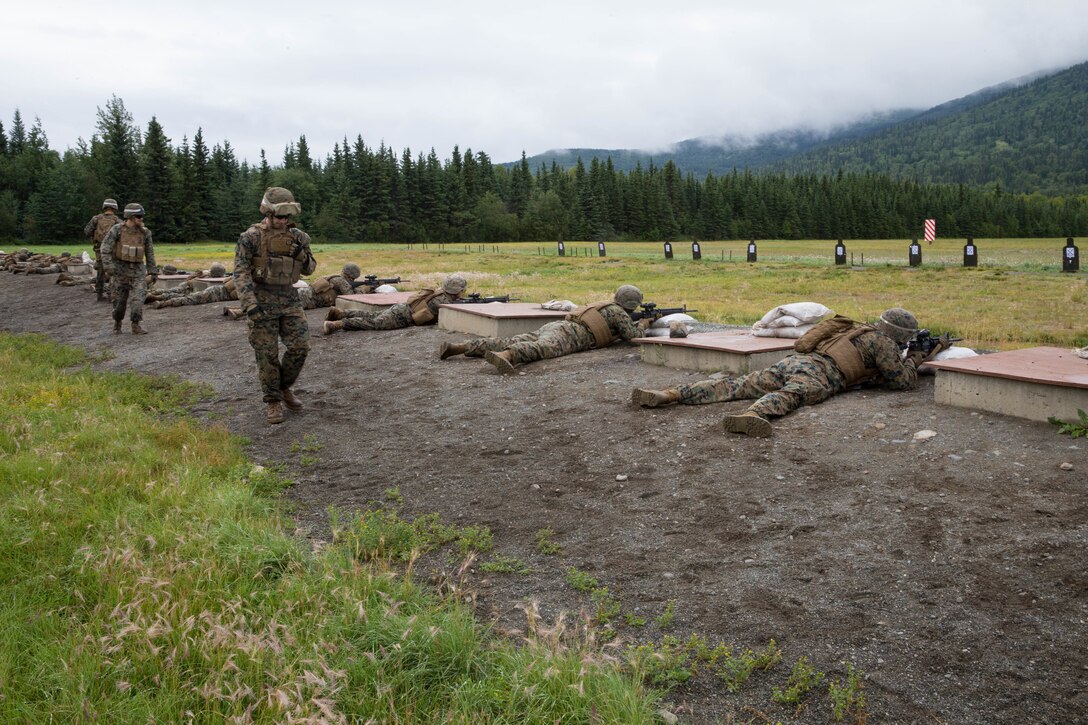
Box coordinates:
[613,284,644,311]
[442,275,467,295]
[876,307,919,344]
[123,203,145,218]
[162,264,178,274]
[209,262,227,277]
[341,263,361,280]
[102,198,118,210]
[259,187,302,217]
[60,251,71,258]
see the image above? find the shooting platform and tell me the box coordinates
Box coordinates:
[437,303,568,337]
[154,273,191,290]
[191,276,228,291]
[633,332,796,374]
[926,346,1088,423]
[335,292,417,312]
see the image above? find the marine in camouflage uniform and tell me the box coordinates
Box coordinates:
[235,187,317,425]
[322,274,467,334]
[153,277,239,308]
[100,203,156,335]
[439,285,650,374]
[19,252,72,275]
[632,308,933,438]
[83,199,121,300]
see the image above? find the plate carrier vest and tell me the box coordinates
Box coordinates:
[407,289,446,325]
[794,316,878,386]
[566,302,616,348]
[113,225,147,264]
[251,225,304,287]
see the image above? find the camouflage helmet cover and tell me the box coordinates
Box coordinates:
[442,275,467,295]
[259,187,302,217]
[60,251,71,258]
[876,307,919,344]
[209,262,228,277]
[162,264,178,274]
[341,263,361,280]
[613,284,644,311]
[102,198,118,210]
[123,202,145,218]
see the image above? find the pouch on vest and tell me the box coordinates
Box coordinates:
[814,326,877,386]
[408,289,440,325]
[566,302,615,348]
[252,227,304,286]
[794,315,858,353]
[113,226,146,263]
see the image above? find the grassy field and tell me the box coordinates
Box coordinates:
[32,238,1088,348]
[0,334,658,722]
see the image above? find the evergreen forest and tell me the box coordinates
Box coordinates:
[2,96,1087,246]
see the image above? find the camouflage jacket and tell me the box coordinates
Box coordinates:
[233,220,317,313]
[99,222,155,273]
[828,329,918,391]
[84,211,121,243]
[577,302,647,344]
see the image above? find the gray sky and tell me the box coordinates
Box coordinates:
[3,1,1086,165]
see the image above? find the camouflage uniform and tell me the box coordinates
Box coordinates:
[155,278,238,307]
[304,274,355,309]
[464,302,645,364]
[675,328,918,419]
[339,290,460,331]
[235,219,317,404]
[84,209,121,295]
[100,221,155,323]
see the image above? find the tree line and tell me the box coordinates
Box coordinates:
[2,97,1087,246]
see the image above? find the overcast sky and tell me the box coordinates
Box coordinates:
[3,1,1086,165]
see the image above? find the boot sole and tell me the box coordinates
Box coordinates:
[722,414,773,438]
[484,351,517,374]
[631,388,670,407]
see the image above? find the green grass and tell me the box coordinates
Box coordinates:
[33,238,1083,349]
[0,332,657,723]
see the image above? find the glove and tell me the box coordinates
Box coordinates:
[246,305,263,320]
[668,321,688,338]
[290,241,309,260]
[906,350,927,368]
[636,317,653,331]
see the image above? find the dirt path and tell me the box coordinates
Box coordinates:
[4,273,1085,723]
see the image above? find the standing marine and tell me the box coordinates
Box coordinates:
[84,198,121,301]
[631,308,938,437]
[234,187,317,425]
[99,203,156,335]
[322,274,466,334]
[439,284,651,373]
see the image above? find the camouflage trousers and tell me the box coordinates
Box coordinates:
[27,264,63,275]
[94,246,107,295]
[111,266,147,322]
[464,320,595,364]
[151,281,196,301]
[157,284,236,307]
[247,303,310,403]
[342,302,414,331]
[677,353,847,419]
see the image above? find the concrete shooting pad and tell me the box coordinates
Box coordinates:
[335,291,417,312]
[191,276,228,291]
[154,273,191,290]
[927,346,1088,422]
[64,262,92,275]
[437,302,568,337]
[634,332,797,373]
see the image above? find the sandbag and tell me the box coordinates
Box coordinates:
[918,346,980,375]
[753,302,832,330]
[374,284,398,294]
[752,323,816,339]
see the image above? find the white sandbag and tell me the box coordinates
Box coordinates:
[374,284,398,293]
[82,251,94,264]
[540,299,576,311]
[650,312,696,328]
[752,323,816,339]
[918,346,980,375]
[1075,346,1088,360]
[753,302,832,329]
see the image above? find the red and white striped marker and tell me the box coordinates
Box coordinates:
[924,218,936,243]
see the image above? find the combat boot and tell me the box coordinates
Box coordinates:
[325,307,345,321]
[722,411,773,438]
[223,307,245,320]
[131,321,147,335]
[281,388,303,412]
[266,401,286,425]
[439,341,469,360]
[113,319,123,334]
[323,320,344,335]
[484,350,518,375]
[631,388,681,407]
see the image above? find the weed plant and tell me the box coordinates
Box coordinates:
[0,333,657,723]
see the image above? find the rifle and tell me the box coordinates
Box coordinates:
[351,274,402,290]
[906,329,962,356]
[448,293,519,304]
[629,302,697,322]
